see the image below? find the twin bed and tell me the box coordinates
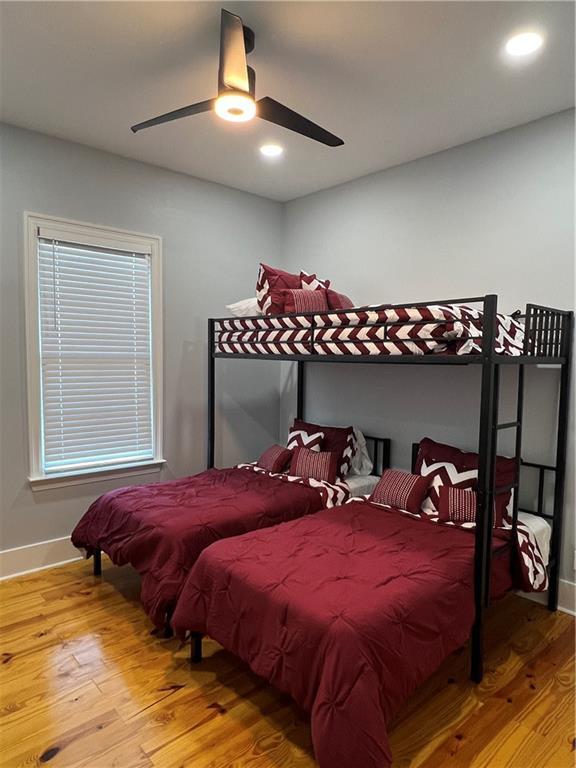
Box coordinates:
[71,433,386,627]
[71,293,571,768]
[72,436,549,768]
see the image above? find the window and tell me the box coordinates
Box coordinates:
[25,214,163,486]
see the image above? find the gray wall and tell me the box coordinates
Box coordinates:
[282,110,575,582]
[0,123,283,551]
[1,112,574,584]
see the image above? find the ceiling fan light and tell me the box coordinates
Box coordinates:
[214,92,256,122]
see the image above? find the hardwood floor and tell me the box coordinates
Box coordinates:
[0,557,573,768]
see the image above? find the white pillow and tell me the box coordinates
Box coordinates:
[226,297,262,317]
[349,428,374,476]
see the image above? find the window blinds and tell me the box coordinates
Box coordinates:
[37,236,154,473]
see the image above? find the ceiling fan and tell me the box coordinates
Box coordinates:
[131,8,344,147]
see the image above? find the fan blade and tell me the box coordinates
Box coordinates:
[219,9,249,93]
[131,99,215,133]
[257,97,344,147]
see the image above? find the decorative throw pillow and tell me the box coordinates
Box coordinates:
[415,437,516,526]
[256,264,301,315]
[283,288,328,314]
[286,428,324,451]
[300,271,331,291]
[291,419,355,479]
[326,289,355,310]
[369,469,430,514]
[290,447,338,484]
[438,486,478,524]
[257,444,292,474]
[266,287,290,315]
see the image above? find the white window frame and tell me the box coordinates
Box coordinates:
[24,212,164,489]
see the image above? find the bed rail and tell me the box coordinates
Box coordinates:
[364,435,391,476]
[211,294,571,363]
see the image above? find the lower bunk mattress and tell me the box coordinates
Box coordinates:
[71,466,347,626]
[171,500,547,768]
[215,303,525,357]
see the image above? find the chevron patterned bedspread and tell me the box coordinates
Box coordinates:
[215,303,524,357]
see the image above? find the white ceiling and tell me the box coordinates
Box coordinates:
[1,2,573,201]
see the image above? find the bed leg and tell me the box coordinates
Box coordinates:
[93,548,102,577]
[470,618,483,683]
[191,632,203,664]
[164,609,174,639]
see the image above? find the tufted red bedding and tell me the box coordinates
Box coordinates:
[71,467,327,627]
[171,500,516,768]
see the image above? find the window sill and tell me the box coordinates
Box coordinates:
[29,460,166,491]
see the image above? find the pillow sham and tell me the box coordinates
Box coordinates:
[257,444,292,474]
[300,271,331,291]
[291,419,355,479]
[226,297,262,317]
[290,447,338,484]
[369,469,430,514]
[349,428,373,476]
[286,428,324,451]
[256,263,301,315]
[326,289,355,310]
[415,437,516,526]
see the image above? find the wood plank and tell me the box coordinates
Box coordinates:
[0,559,573,767]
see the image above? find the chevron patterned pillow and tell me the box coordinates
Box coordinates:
[418,458,477,514]
[300,270,331,291]
[291,419,355,479]
[286,429,324,452]
[256,263,301,315]
[415,437,516,526]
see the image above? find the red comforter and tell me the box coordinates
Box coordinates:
[171,501,517,768]
[71,467,325,626]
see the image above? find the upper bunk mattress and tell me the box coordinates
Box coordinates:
[215,303,524,357]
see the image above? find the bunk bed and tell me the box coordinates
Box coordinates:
[205,294,573,684]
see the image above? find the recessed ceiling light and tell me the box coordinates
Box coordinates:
[505,32,544,57]
[260,143,284,158]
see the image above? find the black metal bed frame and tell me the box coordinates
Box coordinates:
[206,294,573,682]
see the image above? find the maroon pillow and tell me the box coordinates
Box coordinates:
[438,486,478,524]
[256,263,301,315]
[266,286,289,315]
[415,437,516,526]
[300,271,331,291]
[283,288,328,314]
[327,289,355,310]
[257,444,292,473]
[370,469,430,514]
[291,419,355,479]
[290,447,338,484]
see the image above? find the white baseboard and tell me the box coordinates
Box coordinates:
[1,537,575,619]
[518,579,576,617]
[0,536,82,580]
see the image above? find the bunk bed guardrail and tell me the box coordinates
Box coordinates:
[211,295,572,364]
